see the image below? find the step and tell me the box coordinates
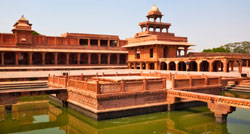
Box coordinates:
[0,85,49,90]
[0,81,47,86]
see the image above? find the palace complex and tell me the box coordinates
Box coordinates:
[0,16,127,67]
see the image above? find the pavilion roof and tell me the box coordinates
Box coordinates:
[122,41,195,48]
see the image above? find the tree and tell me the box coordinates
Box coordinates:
[32,31,40,35]
[202,41,250,53]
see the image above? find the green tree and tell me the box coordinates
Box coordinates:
[32,31,40,35]
[202,46,230,53]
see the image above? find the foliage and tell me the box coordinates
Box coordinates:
[32,31,40,35]
[202,41,250,53]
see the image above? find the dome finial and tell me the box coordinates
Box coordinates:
[150,4,159,12]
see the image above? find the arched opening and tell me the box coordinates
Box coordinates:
[80,53,88,64]
[110,54,117,64]
[18,52,29,65]
[32,53,42,65]
[212,60,223,72]
[149,63,154,70]
[189,61,197,71]
[58,53,66,64]
[142,63,146,69]
[228,61,235,72]
[163,47,168,58]
[45,53,55,65]
[160,62,167,70]
[69,53,77,64]
[136,63,140,69]
[169,62,176,70]
[101,54,108,64]
[120,54,126,64]
[200,61,209,72]
[4,52,15,65]
[178,61,186,71]
[91,54,98,64]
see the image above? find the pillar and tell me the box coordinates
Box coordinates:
[231,61,234,71]
[134,63,137,69]
[167,62,170,71]
[5,105,12,114]
[88,39,90,46]
[55,53,58,65]
[98,40,101,47]
[128,63,132,69]
[29,52,33,65]
[98,54,101,64]
[184,47,188,57]
[223,61,228,72]
[154,62,158,70]
[175,62,179,71]
[66,53,69,65]
[1,52,4,65]
[117,54,120,64]
[197,61,201,72]
[77,53,80,65]
[208,103,235,124]
[145,63,149,70]
[209,61,213,72]
[42,53,46,65]
[15,52,19,65]
[107,40,110,47]
[88,53,91,65]
[107,54,111,64]
[177,50,181,57]
[238,61,242,73]
[141,63,144,69]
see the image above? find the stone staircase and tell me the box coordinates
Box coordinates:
[227,80,250,93]
[0,81,48,90]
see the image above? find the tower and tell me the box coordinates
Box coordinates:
[12,15,33,45]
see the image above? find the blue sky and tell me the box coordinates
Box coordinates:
[0,0,250,51]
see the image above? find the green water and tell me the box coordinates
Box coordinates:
[0,95,250,134]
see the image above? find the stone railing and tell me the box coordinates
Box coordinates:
[172,76,221,90]
[48,75,166,94]
[167,90,250,108]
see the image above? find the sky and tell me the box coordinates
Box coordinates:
[0,0,250,51]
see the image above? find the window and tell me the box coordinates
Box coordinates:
[79,39,88,45]
[90,39,98,46]
[150,48,153,58]
[100,40,108,47]
[110,40,117,47]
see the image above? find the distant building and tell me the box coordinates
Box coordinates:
[0,16,127,67]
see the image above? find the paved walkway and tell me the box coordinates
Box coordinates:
[0,67,249,79]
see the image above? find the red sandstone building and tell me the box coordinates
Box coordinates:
[0,16,127,67]
[123,5,250,73]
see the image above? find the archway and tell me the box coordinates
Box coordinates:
[80,53,88,64]
[160,62,167,70]
[136,63,140,69]
[149,63,154,70]
[91,54,98,64]
[58,53,66,64]
[18,52,29,65]
[119,54,126,64]
[69,53,77,64]
[178,61,186,71]
[212,60,223,72]
[189,61,197,71]
[110,54,117,64]
[4,52,15,65]
[45,53,55,65]
[32,53,42,65]
[169,62,176,70]
[200,61,209,71]
[101,54,108,64]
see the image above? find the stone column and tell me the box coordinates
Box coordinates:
[231,61,234,71]
[42,53,46,65]
[167,62,170,71]
[134,63,137,69]
[98,54,101,64]
[107,40,110,47]
[175,62,179,71]
[117,54,120,64]
[29,52,33,65]
[238,61,242,73]
[209,61,213,72]
[66,53,69,65]
[107,54,111,64]
[197,61,201,72]
[140,63,143,70]
[1,52,4,65]
[15,52,19,65]
[88,53,91,65]
[98,40,101,47]
[88,39,90,46]
[77,53,80,65]
[55,53,58,65]
[145,63,149,70]
[184,47,188,57]
[128,63,132,69]
[208,103,235,124]
[154,62,158,70]
[223,61,228,72]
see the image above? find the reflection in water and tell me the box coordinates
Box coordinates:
[0,95,250,134]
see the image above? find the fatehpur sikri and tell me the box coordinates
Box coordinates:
[1,2,250,133]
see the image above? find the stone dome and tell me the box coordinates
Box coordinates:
[150,4,159,12]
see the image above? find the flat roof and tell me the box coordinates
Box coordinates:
[123,41,195,48]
